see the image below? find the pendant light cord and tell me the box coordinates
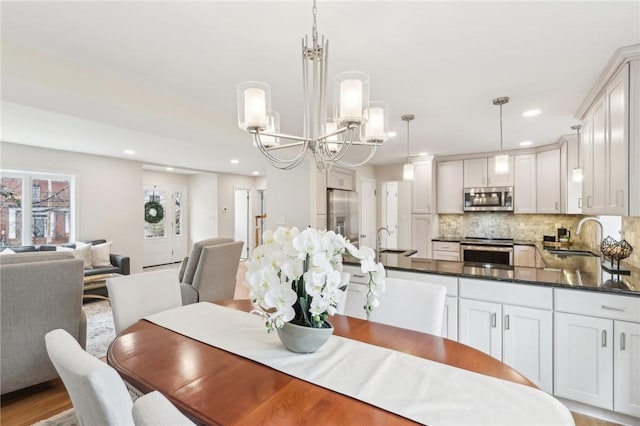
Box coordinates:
[499,103,503,153]
[406,119,410,161]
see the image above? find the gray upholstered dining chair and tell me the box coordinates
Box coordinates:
[45,329,195,426]
[368,277,447,336]
[107,269,183,334]
[179,238,243,304]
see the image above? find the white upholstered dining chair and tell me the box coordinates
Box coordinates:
[44,329,194,426]
[107,269,182,334]
[368,277,447,336]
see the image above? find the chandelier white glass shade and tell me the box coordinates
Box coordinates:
[492,97,510,175]
[236,0,387,171]
[402,114,415,182]
[571,124,583,183]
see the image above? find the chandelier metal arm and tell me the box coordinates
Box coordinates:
[335,142,379,168]
[254,132,309,166]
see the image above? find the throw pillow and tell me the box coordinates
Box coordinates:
[57,242,93,269]
[91,241,112,268]
[1,247,16,255]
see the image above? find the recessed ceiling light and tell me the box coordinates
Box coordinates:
[418,152,429,156]
[388,131,397,138]
[519,141,532,146]
[522,109,540,117]
[166,167,174,171]
[230,159,239,164]
[124,149,135,155]
[252,171,260,175]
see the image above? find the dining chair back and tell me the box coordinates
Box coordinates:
[368,277,446,336]
[107,269,182,334]
[45,329,195,426]
[189,241,244,303]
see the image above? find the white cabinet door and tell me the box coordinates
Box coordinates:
[459,299,502,359]
[514,154,537,213]
[326,170,354,191]
[343,283,367,320]
[463,158,487,188]
[554,312,613,410]
[487,156,514,187]
[536,149,561,213]
[442,296,458,341]
[411,214,431,258]
[606,64,629,215]
[437,160,464,213]
[614,320,640,417]
[587,95,608,212]
[433,251,460,261]
[412,162,432,214]
[503,305,553,394]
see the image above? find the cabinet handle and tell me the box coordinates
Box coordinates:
[620,332,626,351]
[491,313,497,328]
[353,274,366,278]
[555,201,559,211]
[587,196,593,208]
[602,330,607,348]
[504,314,510,330]
[601,305,627,312]
[620,190,624,208]
[578,197,582,208]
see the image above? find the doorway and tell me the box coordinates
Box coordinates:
[381,181,399,248]
[234,188,251,259]
[142,185,187,267]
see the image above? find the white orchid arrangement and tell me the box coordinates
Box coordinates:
[245,227,386,331]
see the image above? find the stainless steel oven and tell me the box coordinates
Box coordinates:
[461,238,514,265]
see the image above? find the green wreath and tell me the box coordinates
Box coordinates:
[144,201,164,224]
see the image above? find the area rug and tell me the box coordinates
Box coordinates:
[31,408,78,426]
[82,300,116,358]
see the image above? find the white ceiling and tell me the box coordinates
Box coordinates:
[1,1,639,176]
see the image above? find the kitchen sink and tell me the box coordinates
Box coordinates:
[546,249,598,257]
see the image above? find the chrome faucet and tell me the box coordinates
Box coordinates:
[376,227,391,260]
[576,217,604,255]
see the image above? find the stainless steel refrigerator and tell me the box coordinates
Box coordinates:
[327,189,359,247]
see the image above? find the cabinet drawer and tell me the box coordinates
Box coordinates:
[433,251,461,262]
[432,241,460,252]
[555,289,640,322]
[459,278,552,309]
[386,269,458,296]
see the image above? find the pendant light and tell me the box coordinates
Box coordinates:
[492,97,510,175]
[571,124,583,183]
[402,114,415,181]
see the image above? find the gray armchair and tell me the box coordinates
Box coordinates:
[179,238,243,305]
[1,251,86,394]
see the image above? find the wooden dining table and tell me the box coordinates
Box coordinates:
[108,299,536,425]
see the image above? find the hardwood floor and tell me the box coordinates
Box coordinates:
[0,263,621,426]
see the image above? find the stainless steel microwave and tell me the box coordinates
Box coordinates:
[463,187,514,212]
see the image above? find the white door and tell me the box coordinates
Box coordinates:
[381,182,398,249]
[502,305,553,394]
[554,312,613,410]
[234,188,251,259]
[359,178,377,249]
[143,185,187,267]
[459,299,502,359]
[614,320,640,417]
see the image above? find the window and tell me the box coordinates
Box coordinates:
[0,171,75,247]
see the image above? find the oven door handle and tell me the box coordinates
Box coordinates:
[461,245,513,253]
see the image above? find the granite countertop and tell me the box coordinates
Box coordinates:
[346,248,640,296]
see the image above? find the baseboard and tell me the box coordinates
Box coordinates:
[558,397,639,425]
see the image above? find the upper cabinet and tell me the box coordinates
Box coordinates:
[437,160,464,214]
[577,46,639,216]
[326,168,354,191]
[464,157,514,188]
[536,149,561,214]
[514,154,536,213]
[411,161,433,214]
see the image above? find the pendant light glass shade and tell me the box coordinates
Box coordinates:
[492,97,510,175]
[403,163,415,181]
[334,71,370,125]
[237,81,271,130]
[494,154,509,175]
[571,124,583,183]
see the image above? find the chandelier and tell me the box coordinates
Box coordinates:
[236,0,388,171]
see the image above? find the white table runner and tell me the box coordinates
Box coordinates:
[145,303,574,426]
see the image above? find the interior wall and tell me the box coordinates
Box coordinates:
[187,172,218,246]
[217,173,257,240]
[0,142,144,273]
[266,158,314,230]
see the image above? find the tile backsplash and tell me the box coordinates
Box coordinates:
[438,213,639,270]
[438,213,585,243]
